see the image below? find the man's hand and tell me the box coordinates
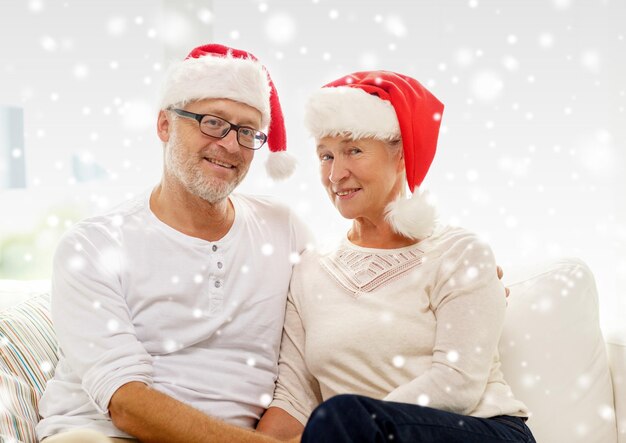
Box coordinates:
[496,265,510,298]
[109,382,279,443]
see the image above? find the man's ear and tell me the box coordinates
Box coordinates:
[157,110,171,143]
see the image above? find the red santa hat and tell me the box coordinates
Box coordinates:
[304,71,444,239]
[159,43,295,180]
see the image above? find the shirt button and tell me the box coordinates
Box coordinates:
[215,280,222,288]
[217,262,223,269]
[212,245,218,252]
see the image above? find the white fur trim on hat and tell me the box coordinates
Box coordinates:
[159,55,272,128]
[384,188,438,240]
[304,87,400,140]
[265,151,297,180]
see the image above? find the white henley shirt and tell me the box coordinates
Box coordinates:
[36,191,312,439]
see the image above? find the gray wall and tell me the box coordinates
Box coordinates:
[0,0,624,330]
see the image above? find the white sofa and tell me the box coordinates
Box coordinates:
[0,258,624,442]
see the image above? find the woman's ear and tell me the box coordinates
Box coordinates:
[396,147,405,173]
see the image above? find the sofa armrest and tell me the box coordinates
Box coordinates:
[607,339,626,443]
[0,292,57,443]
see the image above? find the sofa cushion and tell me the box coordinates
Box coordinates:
[0,293,57,443]
[500,258,617,443]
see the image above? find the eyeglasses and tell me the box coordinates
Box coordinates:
[169,108,268,150]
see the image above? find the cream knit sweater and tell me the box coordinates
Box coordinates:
[270,225,529,425]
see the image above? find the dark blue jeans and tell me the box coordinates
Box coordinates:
[301,394,536,443]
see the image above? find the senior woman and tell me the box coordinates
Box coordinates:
[256,71,535,443]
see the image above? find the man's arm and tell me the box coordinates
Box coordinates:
[109,382,279,443]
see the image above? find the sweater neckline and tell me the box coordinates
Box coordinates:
[338,231,435,255]
[321,239,427,297]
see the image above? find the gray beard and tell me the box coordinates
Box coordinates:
[165,134,248,204]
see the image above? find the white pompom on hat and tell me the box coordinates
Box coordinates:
[159,43,296,180]
[304,71,444,239]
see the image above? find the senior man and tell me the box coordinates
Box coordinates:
[37,43,311,443]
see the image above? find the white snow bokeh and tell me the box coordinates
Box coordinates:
[198,8,214,24]
[598,404,616,422]
[447,350,460,363]
[164,339,177,352]
[384,15,407,38]
[261,243,274,256]
[581,50,601,73]
[41,35,58,52]
[99,247,120,275]
[28,0,43,13]
[392,355,406,368]
[158,11,192,47]
[507,34,518,45]
[552,0,572,10]
[107,319,119,332]
[502,55,520,71]
[260,393,273,408]
[73,64,89,80]
[539,32,555,49]
[120,100,153,131]
[417,394,430,406]
[455,48,475,67]
[577,130,616,176]
[265,12,296,44]
[470,70,504,102]
[289,252,301,264]
[107,16,127,36]
[40,360,53,373]
[359,52,379,70]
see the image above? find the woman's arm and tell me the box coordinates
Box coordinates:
[257,407,304,440]
[258,292,321,430]
[384,233,507,414]
[259,262,324,438]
